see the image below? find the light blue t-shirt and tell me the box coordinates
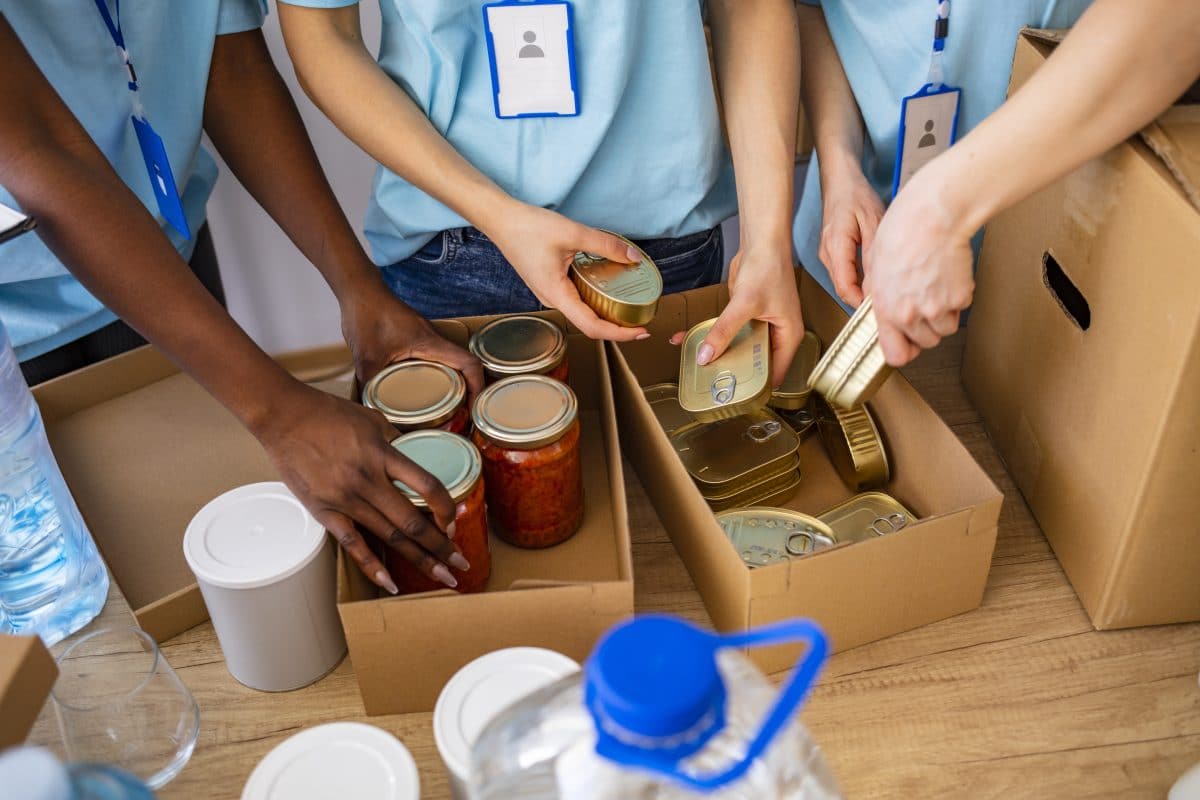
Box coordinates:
[279,0,738,266]
[793,0,1092,302]
[0,0,266,362]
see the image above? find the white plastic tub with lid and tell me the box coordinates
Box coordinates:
[183,482,345,692]
[435,647,579,799]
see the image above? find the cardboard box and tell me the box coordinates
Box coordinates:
[963,30,1200,629]
[338,317,633,715]
[0,634,57,750]
[609,273,1003,674]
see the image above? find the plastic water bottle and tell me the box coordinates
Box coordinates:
[0,747,155,800]
[0,320,107,645]
[469,615,840,799]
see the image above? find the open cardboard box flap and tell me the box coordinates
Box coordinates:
[610,271,1003,673]
[0,634,57,750]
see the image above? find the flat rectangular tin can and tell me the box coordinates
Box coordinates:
[642,382,700,438]
[817,491,916,543]
[706,469,802,513]
[670,408,800,493]
[679,318,771,422]
[715,507,837,568]
[807,296,894,410]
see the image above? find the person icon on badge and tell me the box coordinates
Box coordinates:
[519,30,545,59]
[918,119,936,148]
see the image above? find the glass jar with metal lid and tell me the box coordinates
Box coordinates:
[715,508,837,569]
[362,360,470,435]
[471,375,583,548]
[469,315,569,384]
[386,431,490,595]
[569,233,662,327]
[678,319,772,423]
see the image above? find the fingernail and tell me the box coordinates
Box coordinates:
[446,520,457,540]
[697,343,714,366]
[433,564,458,588]
[626,245,641,262]
[376,570,400,596]
[449,552,471,571]
[635,333,651,341]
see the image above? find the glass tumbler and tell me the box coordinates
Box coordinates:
[52,627,200,790]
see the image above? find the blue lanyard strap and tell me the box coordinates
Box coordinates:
[927,0,950,88]
[92,0,142,101]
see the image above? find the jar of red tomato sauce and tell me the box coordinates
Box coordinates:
[362,360,470,435]
[385,430,490,594]
[468,315,569,384]
[471,375,584,548]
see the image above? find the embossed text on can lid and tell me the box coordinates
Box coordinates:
[769,331,822,410]
[362,360,465,429]
[670,408,799,490]
[472,374,579,450]
[814,395,890,490]
[817,491,916,543]
[715,507,836,568]
[570,233,662,327]
[390,430,482,507]
[807,296,893,409]
[678,318,771,422]
[469,315,567,377]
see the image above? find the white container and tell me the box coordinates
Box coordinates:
[242,722,419,800]
[183,482,345,692]
[434,647,579,799]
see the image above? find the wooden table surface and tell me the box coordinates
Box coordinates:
[29,333,1200,799]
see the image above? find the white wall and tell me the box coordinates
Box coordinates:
[206,6,797,355]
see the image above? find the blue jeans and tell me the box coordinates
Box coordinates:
[382,225,725,319]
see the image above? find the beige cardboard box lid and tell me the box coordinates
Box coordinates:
[0,634,57,750]
[31,334,466,644]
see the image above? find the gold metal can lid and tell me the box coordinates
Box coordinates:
[715,507,836,568]
[815,395,890,490]
[570,233,662,327]
[362,360,466,429]
[678,318,771,422]
[699,455,799,502]
[469,315,567,377]
[769,331,822,410]
[642,382,700,437]
[817,491,916,543]
[807,296,894,409]
[390,430,482,507]
[472,374,579,450]
[671,408,800,491]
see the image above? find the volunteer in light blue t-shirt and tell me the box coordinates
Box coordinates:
[793,0,1200,366]
[278,0,807,384]
[0,0,266,368]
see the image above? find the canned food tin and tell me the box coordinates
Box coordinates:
[769,331,822,411]
[642,382,700,437]
[362,360,468,433]
[570,233,662,327]
[807,296,893,409]
[815,395,890,490]
[671,409,800,495]
[817,491,916,543]
[704,463,802,512]
[776,402,819,442]
[469,315,569,383]
[678,318,771,423]
[715,507,837,568]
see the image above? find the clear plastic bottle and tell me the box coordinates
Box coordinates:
[0,747,154,800]
[0,320,107,645]
[470,615,840,799]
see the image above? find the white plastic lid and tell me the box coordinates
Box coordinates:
[242,722,419,800]
[434,647,579,781]
[183,482,325,590]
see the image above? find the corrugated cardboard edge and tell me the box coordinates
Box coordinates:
[0,635,57,750]
[1139,106,1200,212]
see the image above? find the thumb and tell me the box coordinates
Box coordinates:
[697,295,756,367]
[576,226,641,265]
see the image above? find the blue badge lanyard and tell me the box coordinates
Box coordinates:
[92,0,146,119]
[927,0,951,90]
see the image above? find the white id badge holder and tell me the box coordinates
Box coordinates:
[891,82,961,197]
[483,0,579,119]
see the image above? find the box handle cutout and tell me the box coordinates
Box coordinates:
[1042,251,1091,330]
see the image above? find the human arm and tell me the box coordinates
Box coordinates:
[0,15,467,594]
[796,1,882,308]
[691,0,804,386]
[866,0,1200,365]
[275,2,646,341]
[203,28,483,393]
